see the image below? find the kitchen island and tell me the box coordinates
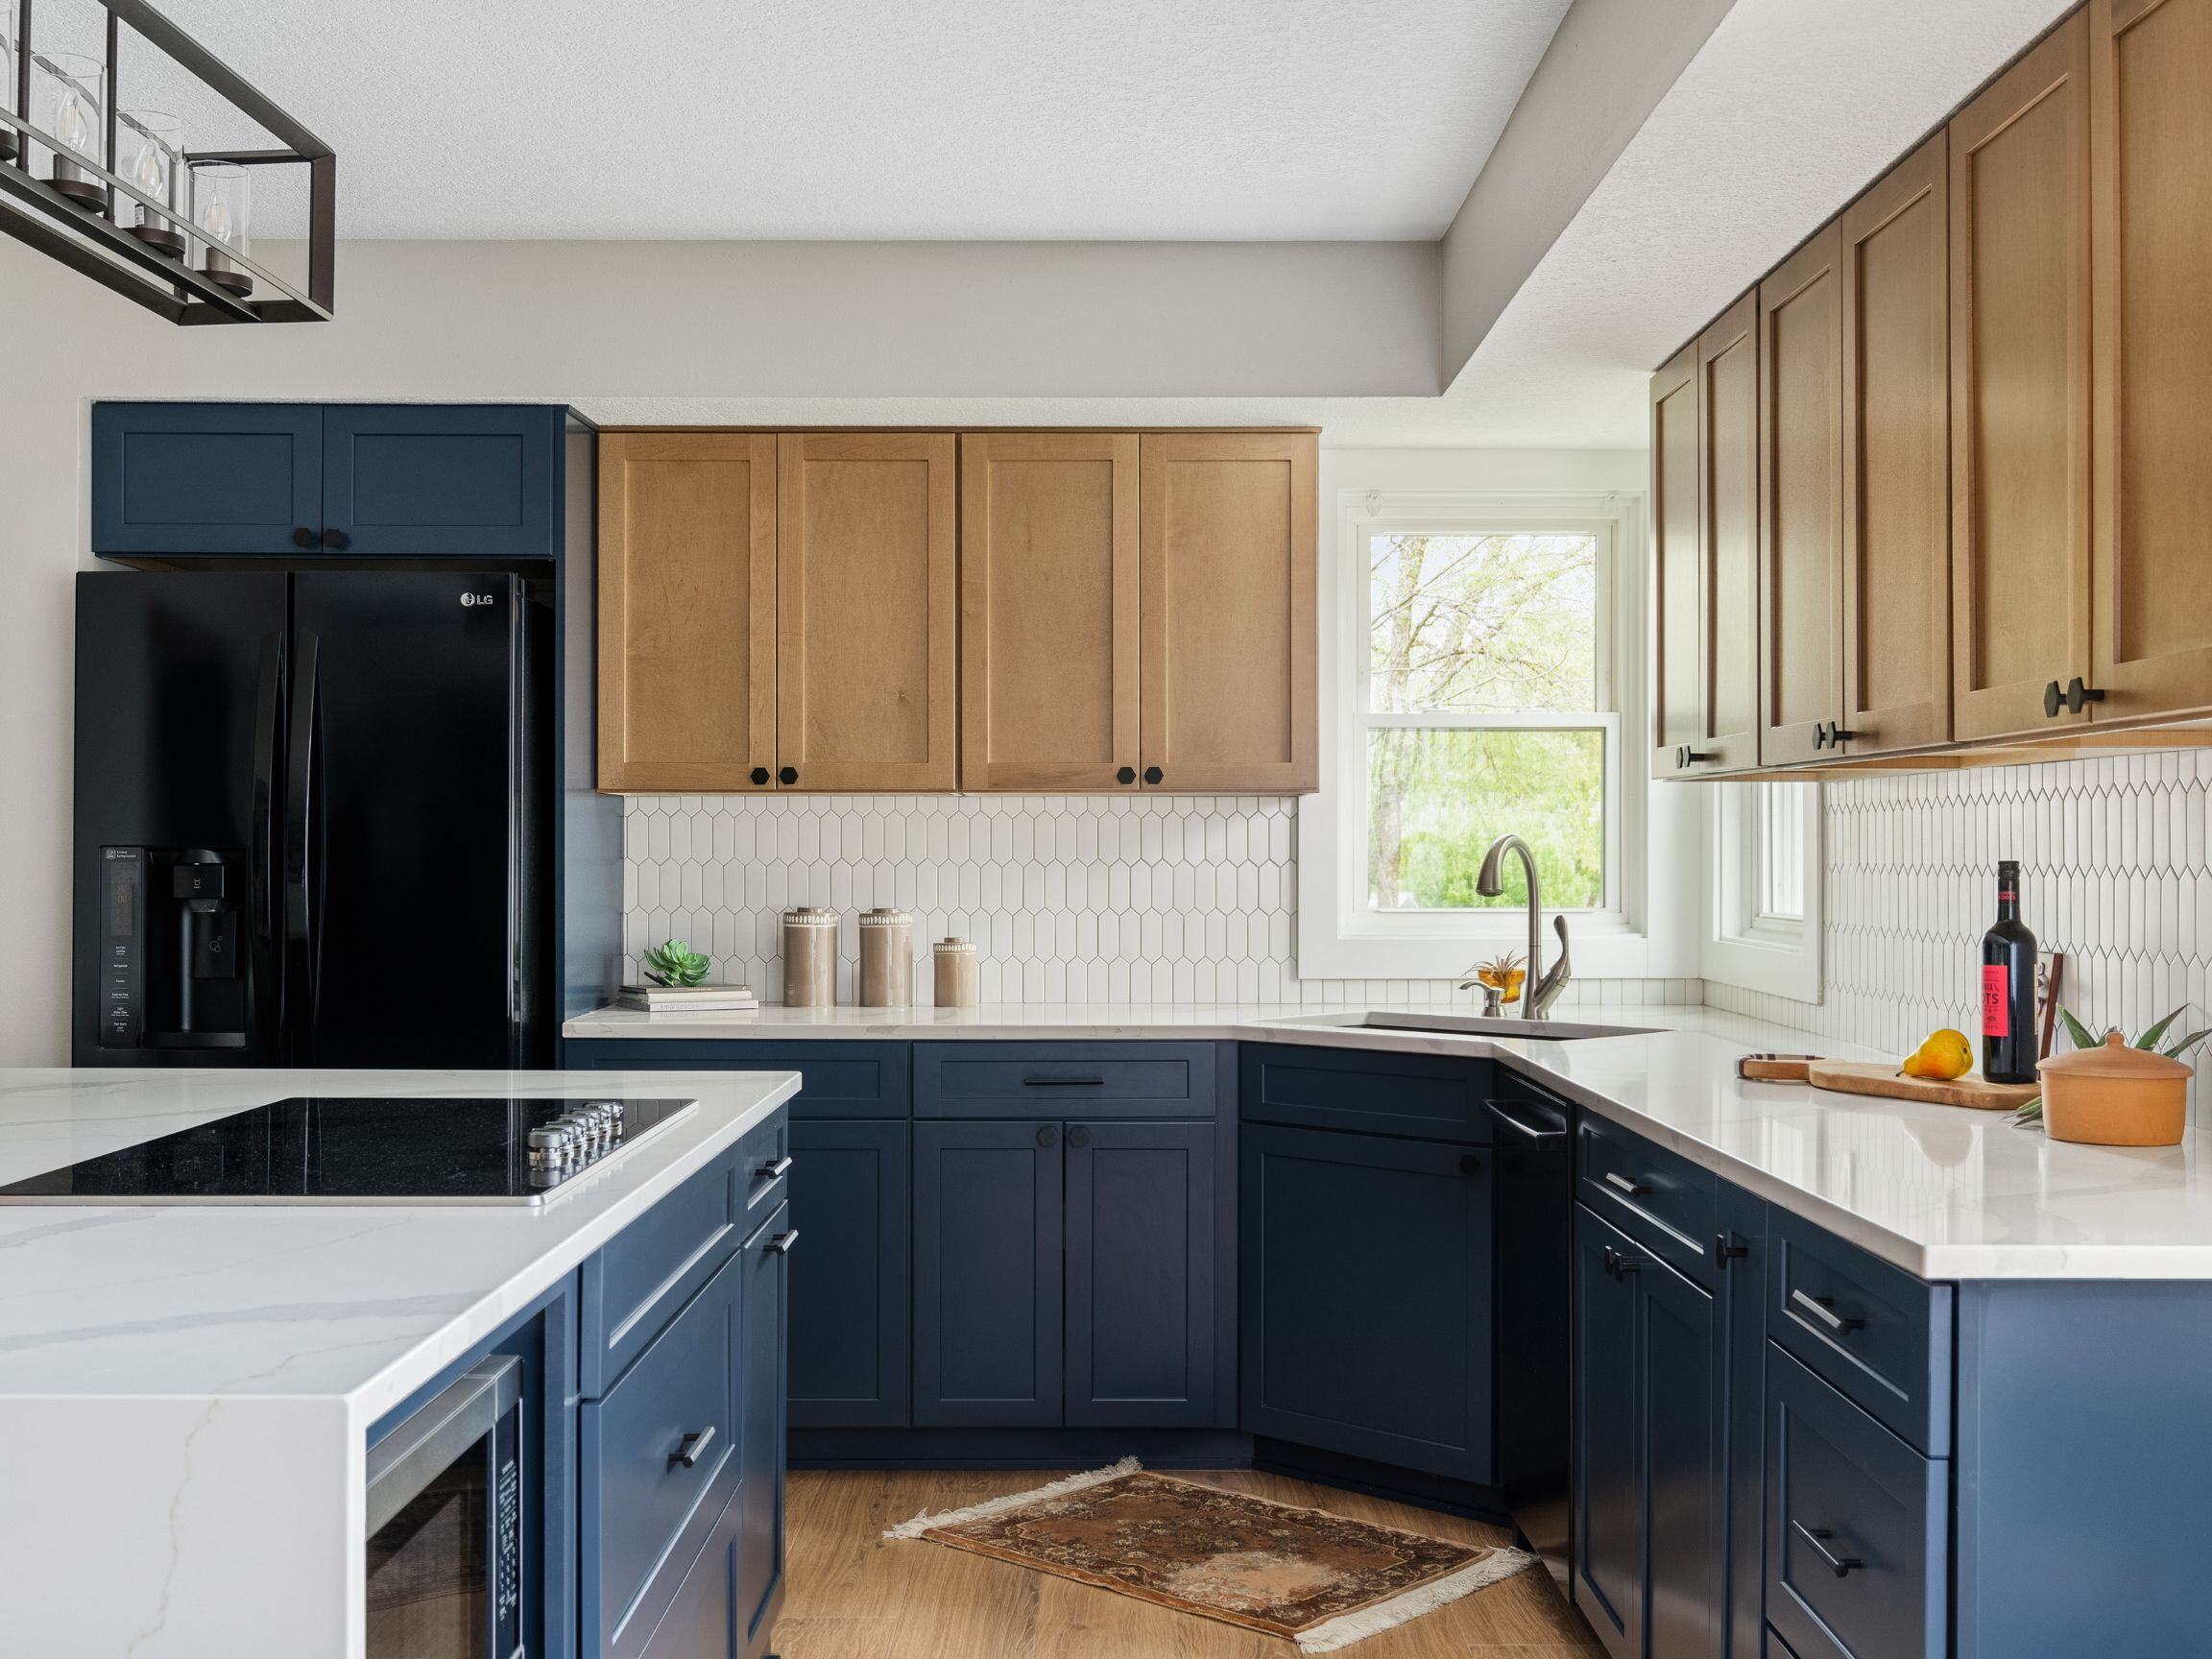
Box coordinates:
[0,1067,798,1659]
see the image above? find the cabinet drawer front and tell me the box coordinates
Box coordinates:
[1767,1207,1951,1455]
[1767,1349,1946,1659]
[1239,1044,1493,1142]
[585,1243,746,1659]
[1240,1123,1494,1480]
[1575,1116,1718,1283]
[565,1041,910,1119]
[582,1141,749,1397]
[915,1043,1216,1118]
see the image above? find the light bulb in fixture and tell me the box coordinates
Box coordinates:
[39,54,108,208]
[202,197,231,244]
[193,162,253,298]
[124,112,186,255]
[56,89,90,156]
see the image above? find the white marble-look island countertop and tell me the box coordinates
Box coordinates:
[0,1066,798,1659]
[566,999,2212,1282]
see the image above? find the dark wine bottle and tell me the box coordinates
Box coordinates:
[1981,859,2038,1084]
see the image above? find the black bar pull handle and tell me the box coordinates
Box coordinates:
[250,631,284,1049]
[1023,1076,1105,1087]
[1485,1101,1566,1141]
[1791,1521,1863,1578]
[283,630,321,1063]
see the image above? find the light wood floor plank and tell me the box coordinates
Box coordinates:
[778,1467,1602,1659]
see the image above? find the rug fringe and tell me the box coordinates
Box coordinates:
[1293,1545,1538,1652]
[882,1456,1144,1540]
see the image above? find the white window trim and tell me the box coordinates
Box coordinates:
[1701,780,1825,1002]
[1299,487,1684,981]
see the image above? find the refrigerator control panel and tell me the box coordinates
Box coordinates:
[98,848,144,1048]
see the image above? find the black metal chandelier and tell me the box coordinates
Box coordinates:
[0,0,332,324]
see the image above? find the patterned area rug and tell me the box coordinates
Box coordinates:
[885,1458,1535,1652]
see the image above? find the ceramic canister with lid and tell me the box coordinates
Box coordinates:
[932,938,979,1008]
[857,908,916,1007]
[2036,1027,2194,1146]
[781,906,838,1007]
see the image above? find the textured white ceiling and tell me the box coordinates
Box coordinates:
[128,0,1572,240]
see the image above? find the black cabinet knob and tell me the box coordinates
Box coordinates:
[1142,765,1163,785]
[1116,766,1136,785]
[2063,676,2106,715]
[2044,679,2065,719]
[322,527,350,551]
[778,765,798,785]
[1036,1125,1059,1147]
[1458,1153,1482,1176]
[1067,1126,1092,1148]
[1814,723,1831,751]
[291,526,319,549]
[750,766,770,786]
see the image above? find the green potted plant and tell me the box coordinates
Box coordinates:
[642,938,712,988]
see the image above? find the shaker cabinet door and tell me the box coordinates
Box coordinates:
[777,432,958,792]
[1651,344,1704,780]
[1839,134,1952,758]
[322,404,560,559]
[91,402,323,556]
[1948,15,2093,740]
[1138,432,1317,793]
[2089,0,2212,724]
[960,432,1142,791]
[1757,227,1844,769]
[1695,293,1762,775]
[787,1120,910,1429]
[911,1119,1064,1427]
[597,431,780,792]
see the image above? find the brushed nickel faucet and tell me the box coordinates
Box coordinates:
[1460,833,1573,1020]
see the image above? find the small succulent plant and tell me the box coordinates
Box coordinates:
[643,939,712,988]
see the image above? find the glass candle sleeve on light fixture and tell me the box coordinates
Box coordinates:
[123,112,185,254]
[191,161,252,296]
[32,52,106,208]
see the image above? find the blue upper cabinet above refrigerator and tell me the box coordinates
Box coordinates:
[92,402,564,560]
[91,403,324,556]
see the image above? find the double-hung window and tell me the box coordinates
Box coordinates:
[1301,490,1649,980]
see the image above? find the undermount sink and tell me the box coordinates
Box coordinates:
[1263,1010,1655,1043]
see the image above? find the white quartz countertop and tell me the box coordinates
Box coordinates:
[567,1000,2212,1281]
[0,1066,798,1659]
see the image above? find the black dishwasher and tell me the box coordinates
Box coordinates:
[1489,1070,1574,1588]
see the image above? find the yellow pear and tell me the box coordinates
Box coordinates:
[1900,1028,1973,1082]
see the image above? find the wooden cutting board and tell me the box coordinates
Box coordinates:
[1740,1056,2038,1111]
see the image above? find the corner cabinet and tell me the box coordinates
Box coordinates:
[597,428,1317,795]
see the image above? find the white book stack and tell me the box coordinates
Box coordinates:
[615,983,759,1013]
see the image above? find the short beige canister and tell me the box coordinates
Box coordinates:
[858,908,916,1007]
[781,906,838,1007]
[933,938,979,1008]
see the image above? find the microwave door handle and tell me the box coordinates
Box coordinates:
[363,1358,521,1538]
[284,632,319,1064]
[250,631,284,1052]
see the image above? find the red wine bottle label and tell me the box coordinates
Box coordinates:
[1982,965,2011,1037]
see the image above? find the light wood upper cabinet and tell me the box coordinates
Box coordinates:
[1841,132,1953,757]
[1950,13,2093,740]
[1757,227,1844,769]
[960,433,1141,792]
[2091,0,2212,723]
[1695,293,1761,775]
[597,432,778,793]
[777,433,959,792]
[1138,432,1318,793]
[1649,343,1702,781]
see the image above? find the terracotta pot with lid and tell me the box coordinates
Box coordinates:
[2037,1029,2193,1146]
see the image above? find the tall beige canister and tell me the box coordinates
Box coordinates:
[857,908,916,1007]
[781,906,838,1007]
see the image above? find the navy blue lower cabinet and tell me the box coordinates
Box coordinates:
[1573,1201,1727,1659]
[787,1119,910,1428]
[92,401,323,555]
[1065,1119,1216,1428]
[322,404,562,559]
[1239,1122,1494,1481]
[912,1119,1065,1427]
[736,1201,790,1655]
[1765,1348,1944,1659]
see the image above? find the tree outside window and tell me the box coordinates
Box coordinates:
[1362,527,1613,914]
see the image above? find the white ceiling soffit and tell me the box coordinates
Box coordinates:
[137,0,1573,240]
[1444,0,2079,449]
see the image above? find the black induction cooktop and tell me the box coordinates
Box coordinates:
[0,1095,698,1206]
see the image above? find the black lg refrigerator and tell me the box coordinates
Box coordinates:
[74,569,551,1069]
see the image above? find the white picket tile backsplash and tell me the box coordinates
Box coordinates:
[621,794,1697,1009]
[1706,752,2212,1112]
